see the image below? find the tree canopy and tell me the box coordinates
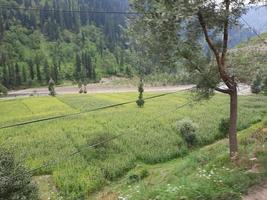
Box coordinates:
[129,0,266,158]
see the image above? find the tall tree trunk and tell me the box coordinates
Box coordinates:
[229,87,238,159]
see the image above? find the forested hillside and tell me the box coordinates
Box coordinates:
[229,32,267,83]
[0,0,135,89]
[0,0,266,90]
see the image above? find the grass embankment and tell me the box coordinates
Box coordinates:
[0,92,267,199]
[94,121,267,200]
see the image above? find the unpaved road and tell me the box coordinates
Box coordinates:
[5,85,195,98]
[243,183,267,200]
[1,83,252,100]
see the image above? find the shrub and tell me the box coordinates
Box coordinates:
[48,78,56,96]
[136,99,145,107]
[0,84,7,96]
[219,118,230,137]
[136,79,145,108]
[251,72,262,94]
[176,119,198,146]
[128,166,149,184]
[87,132,116,156]
[0,148,38,200]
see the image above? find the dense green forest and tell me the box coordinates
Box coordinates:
[0,0,137,89]
[0,0,266,90]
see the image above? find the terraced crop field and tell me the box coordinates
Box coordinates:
[0,92,267,199]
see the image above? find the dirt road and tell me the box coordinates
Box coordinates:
[6,85,195,98]
[2,83,252,99]
[243,183,267,200]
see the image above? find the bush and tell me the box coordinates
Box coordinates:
[136,99,145,107]
[251,73,262,94]
[0,148,38,200]
[136,79,145,108]
[87,132,117,156]
[219,118,230,137]
[0,84,7,96]
[128,166,149,184]
[176,119,198,146]
[48,78,56,96]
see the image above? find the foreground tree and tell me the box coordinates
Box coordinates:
[0,148,38,200]
[130,0,265,159]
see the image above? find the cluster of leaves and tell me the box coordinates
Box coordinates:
[251,70,267,95]
[176,119,198,147]
[128,166,149,184]
[0,148,38,200]
[219,118,230,138]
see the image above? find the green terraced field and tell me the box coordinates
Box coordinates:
[0,92,267,199]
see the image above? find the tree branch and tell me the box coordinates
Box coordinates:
[197,10,220,65]
[215,87,231,94]
[221,0,230,64]
[197,8,234,89]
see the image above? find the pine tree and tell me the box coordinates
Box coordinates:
[43,60,50,84]
[28,60,35,80]
[0,148,38,199]
[0,83,7,96]
[136,78,145,108]
[15,63,21,86]
[8,65,15,87]
[51,64,58,84]
[75,53,82,80]
[91,65,96,81]
[84,52,92,79]
[36,63,42,82]
[2,65,9,87]
[22,66,27,83]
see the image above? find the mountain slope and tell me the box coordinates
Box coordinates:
[0,0,134,89]
[229,32,267,83]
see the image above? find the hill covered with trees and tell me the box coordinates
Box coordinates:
[229,32,267,83]
[0,0,266,90]
[0,0,136,89]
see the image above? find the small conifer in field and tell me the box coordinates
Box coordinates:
[136,78,145,108]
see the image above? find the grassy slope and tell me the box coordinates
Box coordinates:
[93,121,267,200]
[0,93,267,199]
